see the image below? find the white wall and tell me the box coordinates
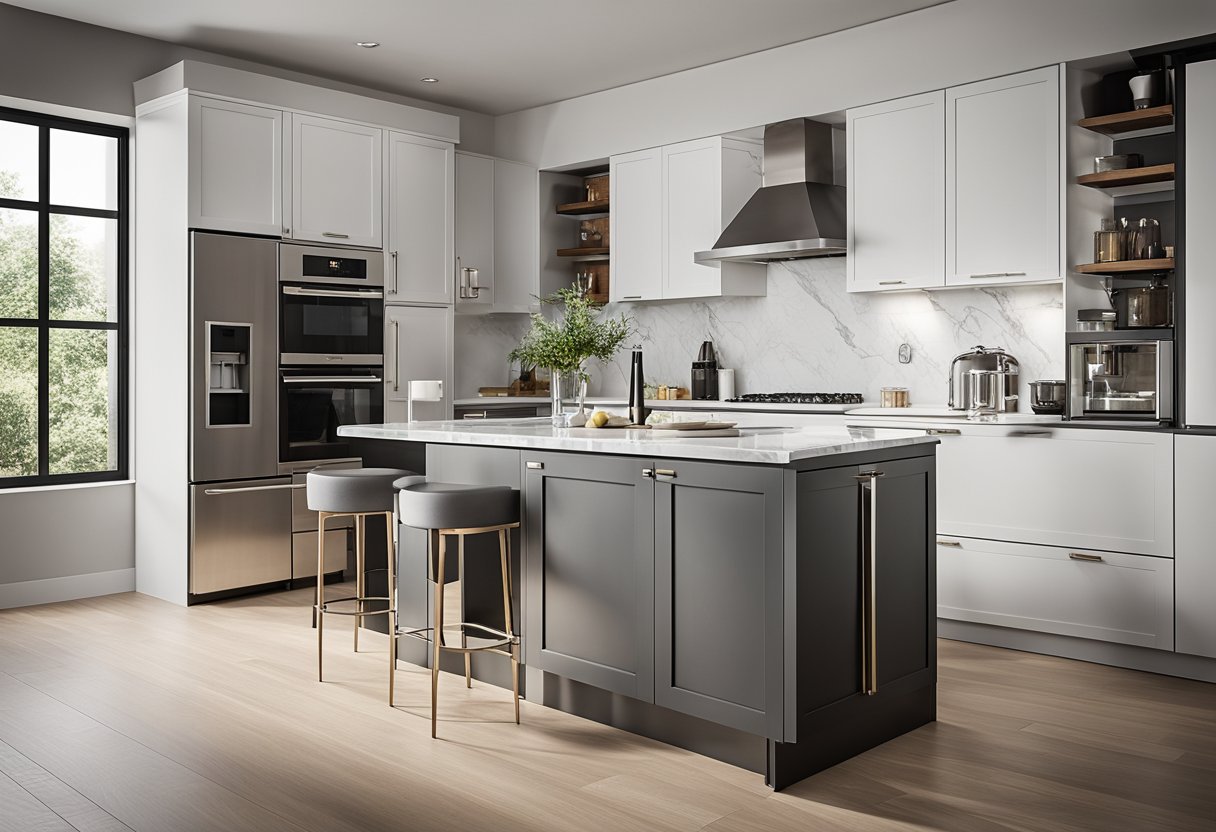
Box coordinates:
[494,0,1216,168]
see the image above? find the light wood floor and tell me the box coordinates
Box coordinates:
[1,586,1213,832]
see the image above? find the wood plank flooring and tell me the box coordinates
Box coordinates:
[0,586,1212,832]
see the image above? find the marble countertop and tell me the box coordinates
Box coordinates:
[454,396,872,413]
[339,419,937,465]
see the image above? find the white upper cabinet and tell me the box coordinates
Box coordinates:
[384,304,453,421]
[492,158,540,313]
[188,96,283,236]
[847,91,945,292]
[385,132,453,305]
[946,65,1062,286]
[290,114,382,248]
[610,147,663,302]
[662,137,764,300]
[612,138,762,303]
[455,152,495,310]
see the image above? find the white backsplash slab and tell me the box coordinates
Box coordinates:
[456,258,1064,408]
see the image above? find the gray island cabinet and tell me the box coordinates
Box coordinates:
[341,420,937,790]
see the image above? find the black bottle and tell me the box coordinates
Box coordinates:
[628,346,648,425]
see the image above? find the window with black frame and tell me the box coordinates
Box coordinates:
[0,106,128,487]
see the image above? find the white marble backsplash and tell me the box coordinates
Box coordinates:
[456,258,1064,408]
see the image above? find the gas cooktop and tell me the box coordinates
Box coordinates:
[727,393,865,405]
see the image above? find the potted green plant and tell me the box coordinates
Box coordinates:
[509,287,633,426]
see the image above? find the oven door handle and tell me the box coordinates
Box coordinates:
[281,285,384,300]
[283,376,383,384]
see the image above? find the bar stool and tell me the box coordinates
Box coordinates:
[393,477,521,737]
[307,467,413,699]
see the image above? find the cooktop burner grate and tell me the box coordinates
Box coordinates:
[727,393,865,404]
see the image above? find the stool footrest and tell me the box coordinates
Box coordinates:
[396,623,517,654]
[318,595,393,617]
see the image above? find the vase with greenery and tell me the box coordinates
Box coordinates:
[509,287,632,426]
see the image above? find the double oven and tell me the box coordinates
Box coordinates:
[279,244,385,463]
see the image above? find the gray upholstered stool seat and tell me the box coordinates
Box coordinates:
[396,481,520,531]
[307,467,411,513]
[308,466,414,700]
[392,478,522,736]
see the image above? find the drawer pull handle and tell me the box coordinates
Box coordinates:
[1010,430,1052,437]
[526,461,544,470]
[926,428,961,436]
[937,539,963,548]
[878,280,906,286]
[969,271,1026,279]
[1069,552,1104,563]
[322,231,350,239]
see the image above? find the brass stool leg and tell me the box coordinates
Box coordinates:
[354,514,365,652]
[316,512,326,682]
[431,531,447,738]
[460,533,471,689]
[499,528,519,724]
[386,510,397,706]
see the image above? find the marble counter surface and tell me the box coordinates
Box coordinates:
[454,396,872,413]
[339,419,936,465]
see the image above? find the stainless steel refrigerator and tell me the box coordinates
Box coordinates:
[187,232,292,597]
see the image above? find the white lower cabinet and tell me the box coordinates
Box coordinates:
[937,538,1174,650]
[935,426,1173,557]
[1175,434,1216,659]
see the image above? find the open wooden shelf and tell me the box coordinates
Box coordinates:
[1075,257,1174,275]
[1076,163,1175,189]
[586,292,609,304]
[556,199,610,215]
[1077,105,1174,136]
[556,247,609,260]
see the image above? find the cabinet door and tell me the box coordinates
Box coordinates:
[1185,59,1216,426]
[384,305,452,421]
[935,427,1173,556]
[493,158,540,312]
[847,91,945,292]
[524,452,655,700]
[653,460,783,737]
[455,152,494,310]
[1175,434,1216,658]
[792,458,934,728]
[188,97,283,236]
[663,138,724,299]
[386,133,453,305]
[946,65,1061,286]
[610,148,663,302]
[291,114,382,248]
[937,537,1174,649]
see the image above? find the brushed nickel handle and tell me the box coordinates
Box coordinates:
[204,483,305,495]
[857,470,881,696]
[937,539,963,548]
[654,468,677,478]
[969,271,1026,279]
[622,295,642,300]
[926,428,961,436]
[283,376,382,384]
[526,461,544,470]
[1009,430,1052,437]
[282,285,383,299]
[878,280,906,286]
[1069,552,1104,563]
[462,412,489,419]
[392,320,401,392]
[390,250,399,295]
[322,231,350,239]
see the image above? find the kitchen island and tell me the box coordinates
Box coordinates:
[340,420,938,789]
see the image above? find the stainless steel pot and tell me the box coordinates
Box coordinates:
[948,346,1020,412]
[1029,379,1066,415]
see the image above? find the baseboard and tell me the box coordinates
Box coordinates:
[0,568,135,610]
[938,619,1216,684]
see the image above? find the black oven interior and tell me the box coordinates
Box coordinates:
[280,369,384,461]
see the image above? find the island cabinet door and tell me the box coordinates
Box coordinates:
[653,461,785,738]
[523,452,655,701]
[791,456,935,737]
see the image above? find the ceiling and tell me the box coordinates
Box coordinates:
[6,0,951,115]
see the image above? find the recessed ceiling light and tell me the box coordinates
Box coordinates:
[420,77,439,83]
[355,41,379,48]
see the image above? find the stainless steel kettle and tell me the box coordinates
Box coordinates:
[948,346,1020,412]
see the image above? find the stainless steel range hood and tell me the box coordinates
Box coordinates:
[695,119,846,264]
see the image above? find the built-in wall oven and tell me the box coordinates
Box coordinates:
[280,367,385,462]
[279,243,384,364]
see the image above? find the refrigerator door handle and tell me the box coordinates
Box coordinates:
[203,483,306,495]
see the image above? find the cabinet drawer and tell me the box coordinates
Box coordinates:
[935,428,1173,556]
[292,529,349,580]
[937,538,1173,649]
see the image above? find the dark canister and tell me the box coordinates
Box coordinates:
[691,340,719,400]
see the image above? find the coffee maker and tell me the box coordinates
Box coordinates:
[691,341,719,400]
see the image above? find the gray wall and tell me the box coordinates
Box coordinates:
[0,2,496,153]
